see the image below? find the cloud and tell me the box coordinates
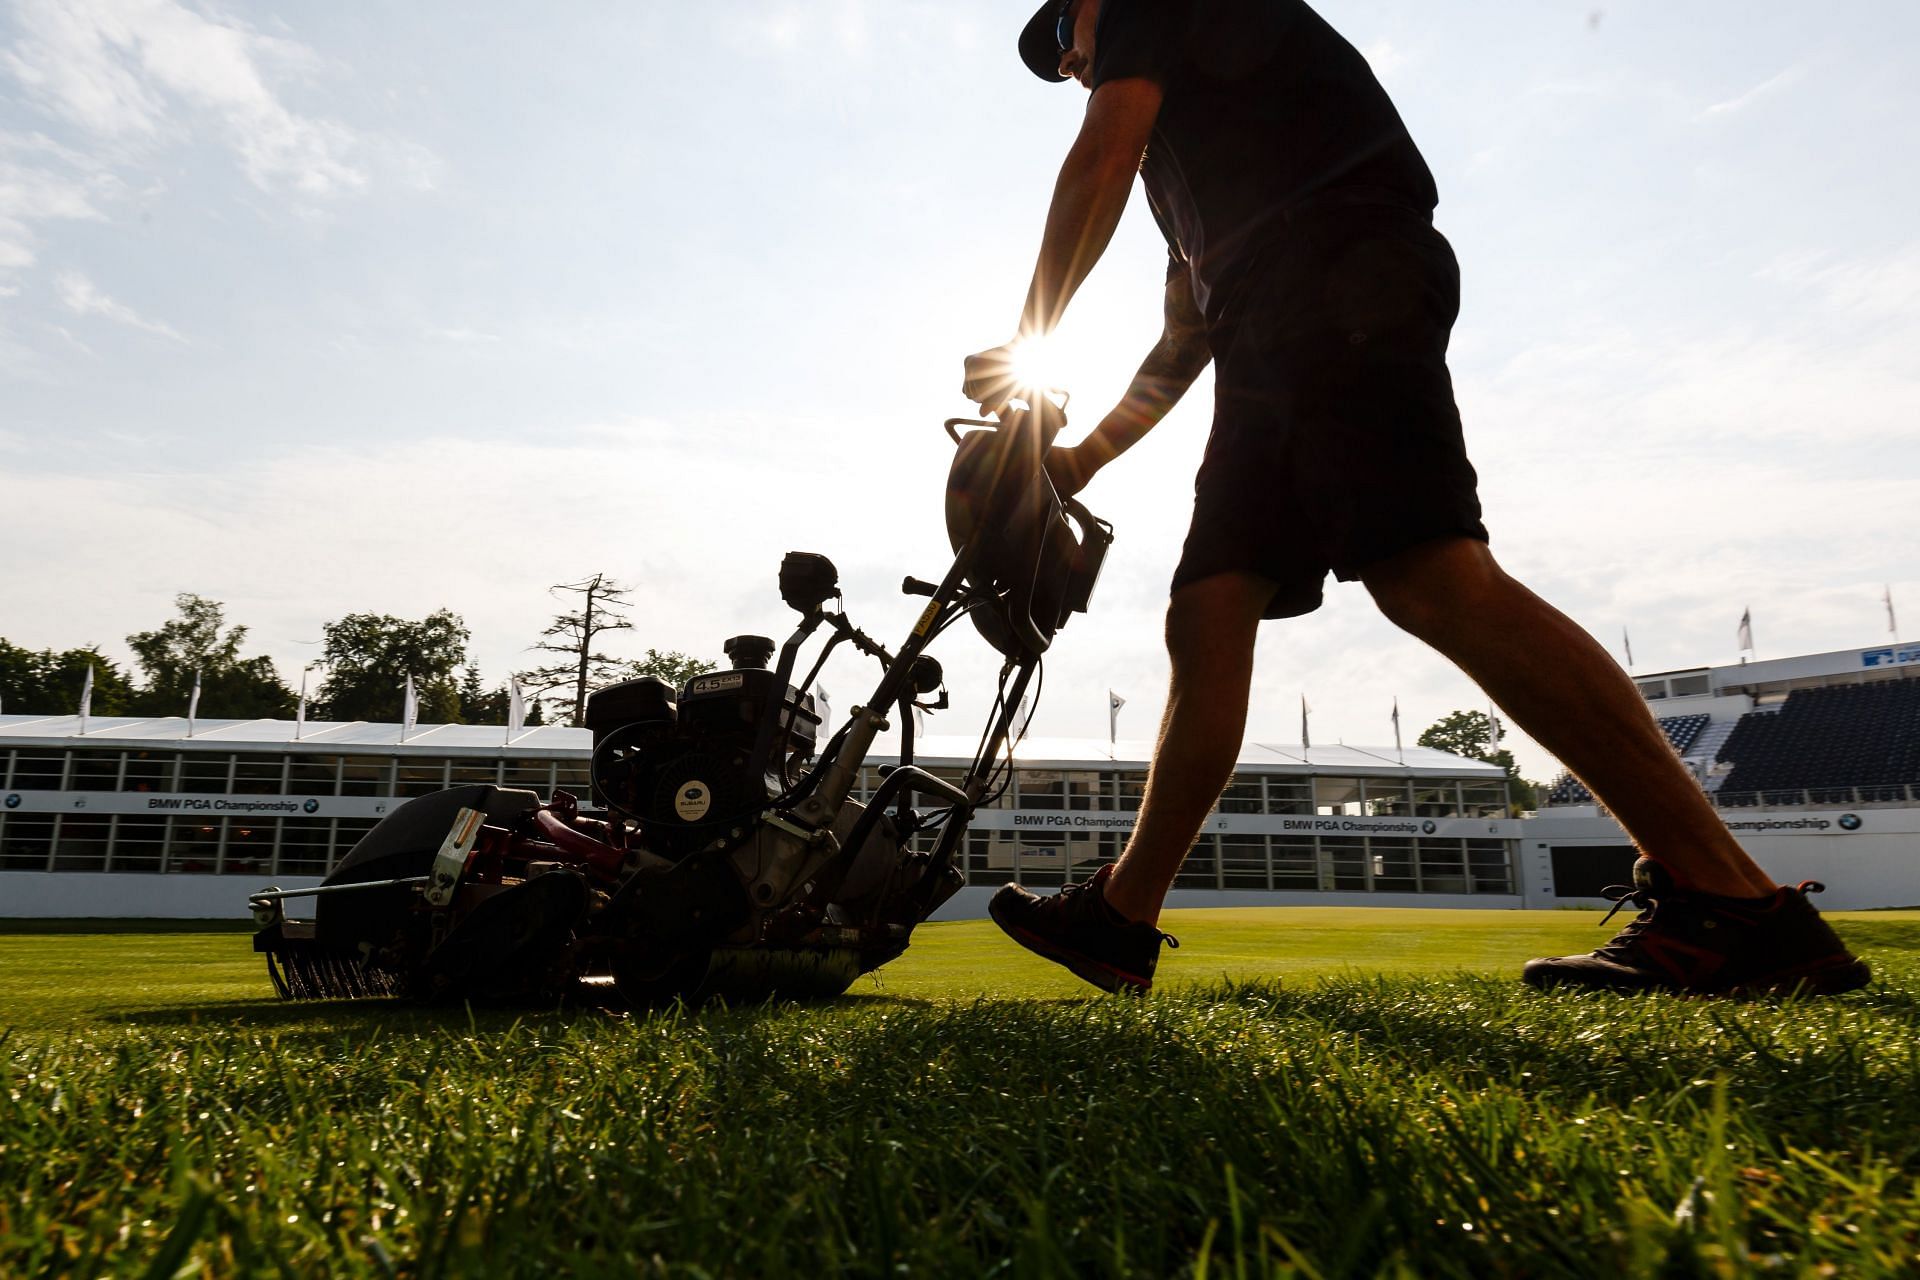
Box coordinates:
[1701,66,1803,118]
[1361,41,1409,79]
[55,270,185,341]
[2,0,367,196]
[0,130,121,272]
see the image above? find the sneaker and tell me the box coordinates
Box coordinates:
[989,864,1179,994]
[1522,856,1871,996]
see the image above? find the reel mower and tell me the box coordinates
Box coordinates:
[250,395,1113,1005]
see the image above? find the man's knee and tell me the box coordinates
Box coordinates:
[1361,537,1506,639]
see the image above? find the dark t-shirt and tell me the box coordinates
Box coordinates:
[1090,0,1438,322]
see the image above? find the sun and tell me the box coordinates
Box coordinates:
[1007,334,1061,392]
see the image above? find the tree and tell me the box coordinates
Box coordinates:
[516,574,636,726]
[1417,709,1539,812]
[0,640,135,716]
[316,609,469,723]
[458,664,511,725]
[626,648,716,691]
[125,594,294,719]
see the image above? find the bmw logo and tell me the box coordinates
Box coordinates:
[1421,819,1438,835]
[302,799,320,814]
[3,793,18,809]
[1838,813,1863,831]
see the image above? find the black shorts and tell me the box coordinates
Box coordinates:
[1171,201,1489,619]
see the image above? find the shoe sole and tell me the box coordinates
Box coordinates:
[1524,953,1872,997]
[989,904,1151,995]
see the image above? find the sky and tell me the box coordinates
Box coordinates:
[1,0,1916,782]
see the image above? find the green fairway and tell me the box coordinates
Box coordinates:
[6,908,1920,1276]
[0,906,1735,1027]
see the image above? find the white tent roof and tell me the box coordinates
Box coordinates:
[0,714,1501,779]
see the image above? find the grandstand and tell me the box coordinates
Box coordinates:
[1544,643,1920,811]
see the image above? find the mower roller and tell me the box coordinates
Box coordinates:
[250,395,1114,1005]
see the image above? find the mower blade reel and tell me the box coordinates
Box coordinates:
[255,922,400,1001]
[418,871,590,1001]
[703,946,862,1002]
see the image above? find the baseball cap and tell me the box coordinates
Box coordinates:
[1018,2,1072,83]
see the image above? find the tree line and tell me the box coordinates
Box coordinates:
[0,576,711,727]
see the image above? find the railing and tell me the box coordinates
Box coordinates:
[1709,784,1916,809]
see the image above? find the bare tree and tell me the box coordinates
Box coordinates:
[516,574,636,726]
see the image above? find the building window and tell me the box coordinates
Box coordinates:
[1413,784,1459,817]
[449,759,502,788]
[69,750,123,792]
[276,818,334,876]
[179,753,234,795]
[223,822,274,876]
[0,814,55,870]
[1220,833,1267,888]
[232,753,288,796]
[123,751,178,793]
[1174,833,1217,889]
[340,756,395,796]
[1416,839,1468,894]
[287,757,343,797]
[395,758,449,797]
[1017,769,1067,810]
[1321,836,1367,891]
[1264,778,1313,815]
[1364,779,1412,817]
[9,752,67,790]
[167,822,222,873]
[1219,775,1264,814]
[502,758,555,793]
[1315,777,1363,817]
[1369,839,1417,893]
[111,815,169,873]
[1270,837,1316,885]
[1468,839,1513,894]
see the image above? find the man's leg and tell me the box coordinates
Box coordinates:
[1359,536,1773,898]
[1102,571,1275,924]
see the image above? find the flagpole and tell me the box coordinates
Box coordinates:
[186,670,202,738]
[294,663,313,740]
[1391,696,1403,765]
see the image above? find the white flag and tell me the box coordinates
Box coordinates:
[1623,627,1634,669]
[1737,607,1754,654]
[815,684,832,731]
[1300,695,1311,750]
[507,677,526,741]
[912,703,926,739]
[295,666,310,740]
[186,670,202,737]
[1391,697,1403,761]
[1108,690,1126,745]
[78,663,94,732]
[401,674,419,741]
[1013,693,1034,741]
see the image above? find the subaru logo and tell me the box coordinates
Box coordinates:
[1838,813,1863,831]
[303,799,321,814]
[3,793,18,809]
[1421,819,1438,835]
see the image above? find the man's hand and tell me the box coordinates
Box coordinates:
[1045,442,1099,498]
[961,342,1021,417]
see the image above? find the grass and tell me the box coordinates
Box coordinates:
[4,908,1920,1276]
